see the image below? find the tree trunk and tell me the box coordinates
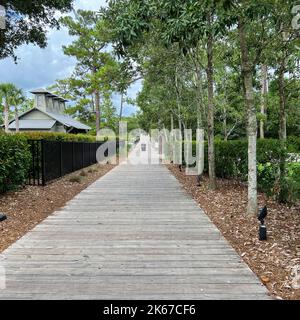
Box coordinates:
[278,59,287,203]
[206,14,216,190]
[196,71,204,129]
[4,100,9,133]
[260,64,268,139]
[171,114,174,132]
[238,18,258,216]
[119,92,124,120]
[175,68,183,133]
[94,90,100,133]
[15,107,19,133]
[223,107,228,141]
[278,62,287,141]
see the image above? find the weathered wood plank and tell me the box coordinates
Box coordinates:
[0,160,270,300]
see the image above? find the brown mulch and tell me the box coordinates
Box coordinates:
[0,163,116,253]
[167,164,300,300]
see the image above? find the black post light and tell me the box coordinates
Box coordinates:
[258,206,268,241]
[0,213,7,222]
[197,174,202,187]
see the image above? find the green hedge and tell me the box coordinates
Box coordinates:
[287,136,300,153]
[0,132,102,193]
[0,134,31,193]
[189,138,299,203]
[15,132,97,142]
[284,163,300,204]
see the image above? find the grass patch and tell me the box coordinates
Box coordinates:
[69,176,82,183]
[80,171,87,177]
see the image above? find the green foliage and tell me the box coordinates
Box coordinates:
[284,163,300,204]
[257,162,280,198]
[213,139,286,183]
[102,96,118,131]
[287,136,300,153]
[213,139,249,179]
[190,138,299,203]
[0,82,32,130]
[59,9,121,129]
[15,132,97,142]
[0,131,104,193]
[0,0,73,60]
[0,133,31,193]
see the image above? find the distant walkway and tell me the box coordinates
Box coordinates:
[0,143,270,299]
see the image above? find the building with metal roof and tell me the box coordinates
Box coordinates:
[8,89,91,134]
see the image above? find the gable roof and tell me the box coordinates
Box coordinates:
[44,110,91,130]
[9,108,91,131]
[9,120,56,130]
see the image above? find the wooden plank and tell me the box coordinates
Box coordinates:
[0,156,270,300]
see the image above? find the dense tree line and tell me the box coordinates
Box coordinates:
[104,0,300,214]
[0,0,299,212]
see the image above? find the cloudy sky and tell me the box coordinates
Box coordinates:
[0,0,141,116]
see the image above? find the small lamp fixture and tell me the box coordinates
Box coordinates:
[0,213,7,222]
[258,206,268,241]
[197,174,202,187]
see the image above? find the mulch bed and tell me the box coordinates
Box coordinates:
[167,164,300,300]
[0,163,115,253]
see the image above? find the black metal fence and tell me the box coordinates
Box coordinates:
[27,139,118,186]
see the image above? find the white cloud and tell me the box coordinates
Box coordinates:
[0,0,139,116]
[74,0,107,11]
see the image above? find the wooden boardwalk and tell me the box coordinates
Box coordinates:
[0,160,270,299]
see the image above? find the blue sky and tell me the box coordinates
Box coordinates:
[0,0,141,116]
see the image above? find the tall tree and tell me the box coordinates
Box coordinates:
[9,87,25,132]
[260,64,268,139]
[116,60,138,120]
[0,83,17,132]
[270,3,299,141]
[267,0,300,202]
[232,0,279,214]
[106,0,233,189]
[238,17,258,215]
[61,10,117,132]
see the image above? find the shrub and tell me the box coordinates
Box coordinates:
[189,138,300,203]
[196,139,286,180]
[280,163,300,204]
[15,132,97,143]
[287,136,300,153]
[257,162,280,197]
[0,134,31,193]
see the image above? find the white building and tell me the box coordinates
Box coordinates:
[8,88,91,134]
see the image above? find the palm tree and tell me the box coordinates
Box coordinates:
[0,83,24,132]
[0,83,14,132]
[10,88,25,133]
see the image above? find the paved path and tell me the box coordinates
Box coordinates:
[0,145,270,299]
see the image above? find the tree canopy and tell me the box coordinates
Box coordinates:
[0,0,73,60]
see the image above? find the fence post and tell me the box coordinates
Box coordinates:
[72,141,75,172]
[60,141,63,177]
[32,140,36,185]
[81,142,84,169]
[41,140,46,186]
